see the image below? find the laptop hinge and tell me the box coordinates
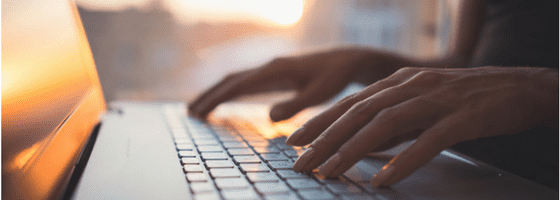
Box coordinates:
[60,123,102,200]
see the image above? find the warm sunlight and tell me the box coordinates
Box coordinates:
[76,0,305,27]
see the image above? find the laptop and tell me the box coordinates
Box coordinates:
[2,0,557,199]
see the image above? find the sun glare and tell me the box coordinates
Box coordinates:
[163,0,305,27]
[259,0,304,26]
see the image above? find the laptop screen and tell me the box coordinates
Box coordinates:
[2,0,106,199]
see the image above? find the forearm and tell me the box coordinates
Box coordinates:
[530,67,559,129]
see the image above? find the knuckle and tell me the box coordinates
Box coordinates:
[395,66,422,75]
[374,107,400,127]
[415,70,444,83]
[347,100,373,120]
[269,57,294,67]
[334,94,358,109]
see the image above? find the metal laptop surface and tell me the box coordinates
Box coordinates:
[2,0,557,199]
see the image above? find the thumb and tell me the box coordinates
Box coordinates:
[269,97,309,122]
[270,71,353,122]
[370,114,463,187]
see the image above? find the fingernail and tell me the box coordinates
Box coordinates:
[371,165,395,187]
[318,153,341,177]
[292,147,314,171]
[286,126,305,145]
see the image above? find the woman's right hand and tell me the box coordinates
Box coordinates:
[189,46,402,122]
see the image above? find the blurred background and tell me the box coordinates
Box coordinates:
[76,0,454,103]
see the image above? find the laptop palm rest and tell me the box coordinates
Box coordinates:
[72,104,191,200]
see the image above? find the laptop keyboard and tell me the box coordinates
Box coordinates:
[164,107,382,200]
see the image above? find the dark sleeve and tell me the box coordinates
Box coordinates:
[452,0,559,190]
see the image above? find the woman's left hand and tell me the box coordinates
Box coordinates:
[286,66,558,187]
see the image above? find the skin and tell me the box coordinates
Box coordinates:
[189,0,559,187]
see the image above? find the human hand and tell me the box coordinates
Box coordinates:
[286,66,558,187]
[189,47,396,122]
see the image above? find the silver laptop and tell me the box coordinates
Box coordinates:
[2,0,557,199]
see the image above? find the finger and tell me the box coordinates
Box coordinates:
[286,67,422,146]
[370,112,467,187]
[189,69,257,118]
[190,59,295,118]
[314,95,453,177]
[292,84,422,172]
[369,129,423,152]
[269,69,352,122]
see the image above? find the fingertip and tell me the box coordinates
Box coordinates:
[269,106,286,122]
[370,165,396,188]
[285,126,305,146]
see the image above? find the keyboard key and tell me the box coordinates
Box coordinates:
[283,150,302,158]
[221,189,259,200]
[201,153,228,160]
[198,146,224,152]
[286,178,321,190]
[222,142,249,149]
[253,147,280,153]
[190,182,215,193]
[264,192,300,200]
[326,182,363,194]
[205,160,234,168]
[247,141,273,147]
[186,173,208,182]
[268,161,293,170]
[218,136,243,142]
[254,182,291,194]
[239,164,270,173]
[313,174,348,184]
[193,193,221,200]
[233,155,261,164]
[298,189,336,200]
[228,148,254,155]
[261,153,289,161]
[356,182,381,194]
[178,151,196,157]
[181,158,200,165]
[274,143,294,150]
[214,178,250,189]
[183,165,204,173]
[277,170,309,179]
[176,144,195,151]
[343,166,373,183]
[223,142,249,148]
[194,139,219,146]
[209,168,241,178]
[269,137,287,144]
[246,172,280,183]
